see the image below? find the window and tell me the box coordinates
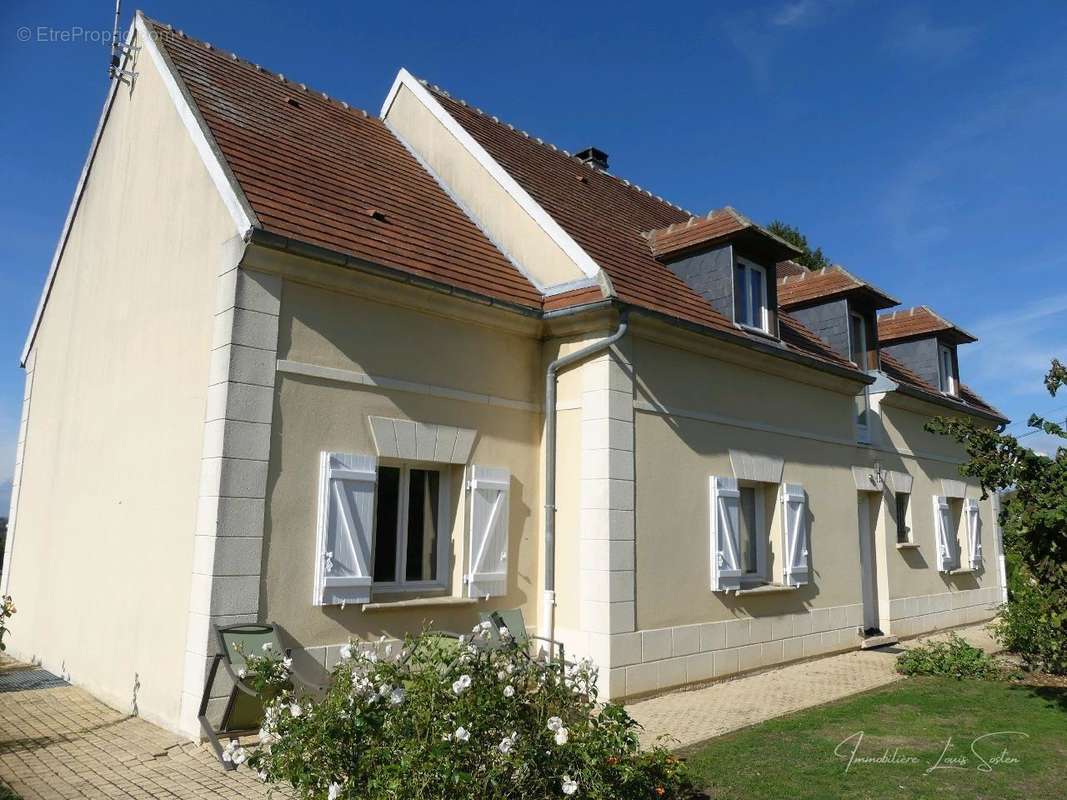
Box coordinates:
[710,477,810,591]
[938,343,957,396]
[734,259,769,333]
[855,391,871,443]
[849,312,868,368]
[372,463,448,589]
[737,484,769,581]
[895,492,911,544]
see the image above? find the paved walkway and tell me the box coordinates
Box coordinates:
[628,622,999,749]
[0,624,997,798]
[0,659,277,800]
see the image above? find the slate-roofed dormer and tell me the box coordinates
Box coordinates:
[644,208,802,339]
[877,306,976,398]
[777,264,899,371]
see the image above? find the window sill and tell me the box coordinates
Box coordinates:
[947,567,977,576]
[362,597,479,612]
[896,542,921,550]
[735,583,798,596]
[736,323,778,342]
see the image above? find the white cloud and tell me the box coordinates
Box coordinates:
[887,10,977,63]
[879,66,1067,255]
[722,0,855,85]
[771,1,820,27]
[770,0,854,28]
[1017,431,1065,459]
[961,293,1067,435]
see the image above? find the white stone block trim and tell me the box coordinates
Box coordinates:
[612,603,865,699]
[178,263,281,737]
[887,586,1001,637]
[368,416,477,463]
[1,350,37,595]
[579,347,636,653]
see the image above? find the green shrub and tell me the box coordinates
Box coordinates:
[992,578,1067,674]
[926,358,1067,675]
[895,634,1001,680]
[233,624,693,799]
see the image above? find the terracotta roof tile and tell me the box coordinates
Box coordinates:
[645,208,801,261]
[778,265,899,310]
[776,259,808,278]
[878,306,977,344]
[145,17,872,379]
[880,352,1006,422]
[427,87,859,374]
[148,21,543,309]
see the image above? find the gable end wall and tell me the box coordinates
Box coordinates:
[2,33,237,733]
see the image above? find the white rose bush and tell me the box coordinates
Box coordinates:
[238,623,692,799]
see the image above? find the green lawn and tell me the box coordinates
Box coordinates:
[684,676,1067,800]
[0,783,17,800]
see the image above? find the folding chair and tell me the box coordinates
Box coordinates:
[481,609,565,663]
[198,623,329,770]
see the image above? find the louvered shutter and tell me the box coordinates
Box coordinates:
[965,498,983,569]
[780,483,810,586]
[709,476,743,591]
[932,495,955,572]
[315,452,376,606]
[466,466,510,598]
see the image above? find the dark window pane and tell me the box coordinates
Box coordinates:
[373,466,400,581]
[739,486,759,574]
[406,469,440,582]
[850,314,866,365]
[896,493,910,543]
[749,268,763,330]
[735,264,748,325]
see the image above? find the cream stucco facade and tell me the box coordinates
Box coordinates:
[2,28,238,730]
[5,25,1006,740]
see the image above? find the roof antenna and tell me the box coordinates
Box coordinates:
[108,0,138,86]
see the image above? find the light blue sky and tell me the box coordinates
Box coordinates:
[1,0,1064,505]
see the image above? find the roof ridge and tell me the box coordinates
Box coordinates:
[419,77,696,217]
[141,14,374,119]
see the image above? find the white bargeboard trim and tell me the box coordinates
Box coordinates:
[380,69,604,287]
[136,15,255,235]
[20,13,256,366]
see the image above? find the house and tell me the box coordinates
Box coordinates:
[2,13,1008,737]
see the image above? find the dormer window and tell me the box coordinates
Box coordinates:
[938,343,957,396]
[734,258,769,333]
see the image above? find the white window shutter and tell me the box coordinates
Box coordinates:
[709,476,743,591]
[932,495,954,572]
[315,452,376,606]
[466,465,510,598]
[780,483,810,586]
[966,499,983,569]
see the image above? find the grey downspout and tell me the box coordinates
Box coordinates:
[543,310,629,644]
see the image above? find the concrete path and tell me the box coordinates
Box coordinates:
[0,623,997,799]
[627,622,999,750]
[0,659,278,800]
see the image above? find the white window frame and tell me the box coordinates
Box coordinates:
[372,460,451,593]
[734,257,770,334]
[895,491,913,545]
[855,389,872,444]
[938,343,958,396]
[737,481,770,585]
